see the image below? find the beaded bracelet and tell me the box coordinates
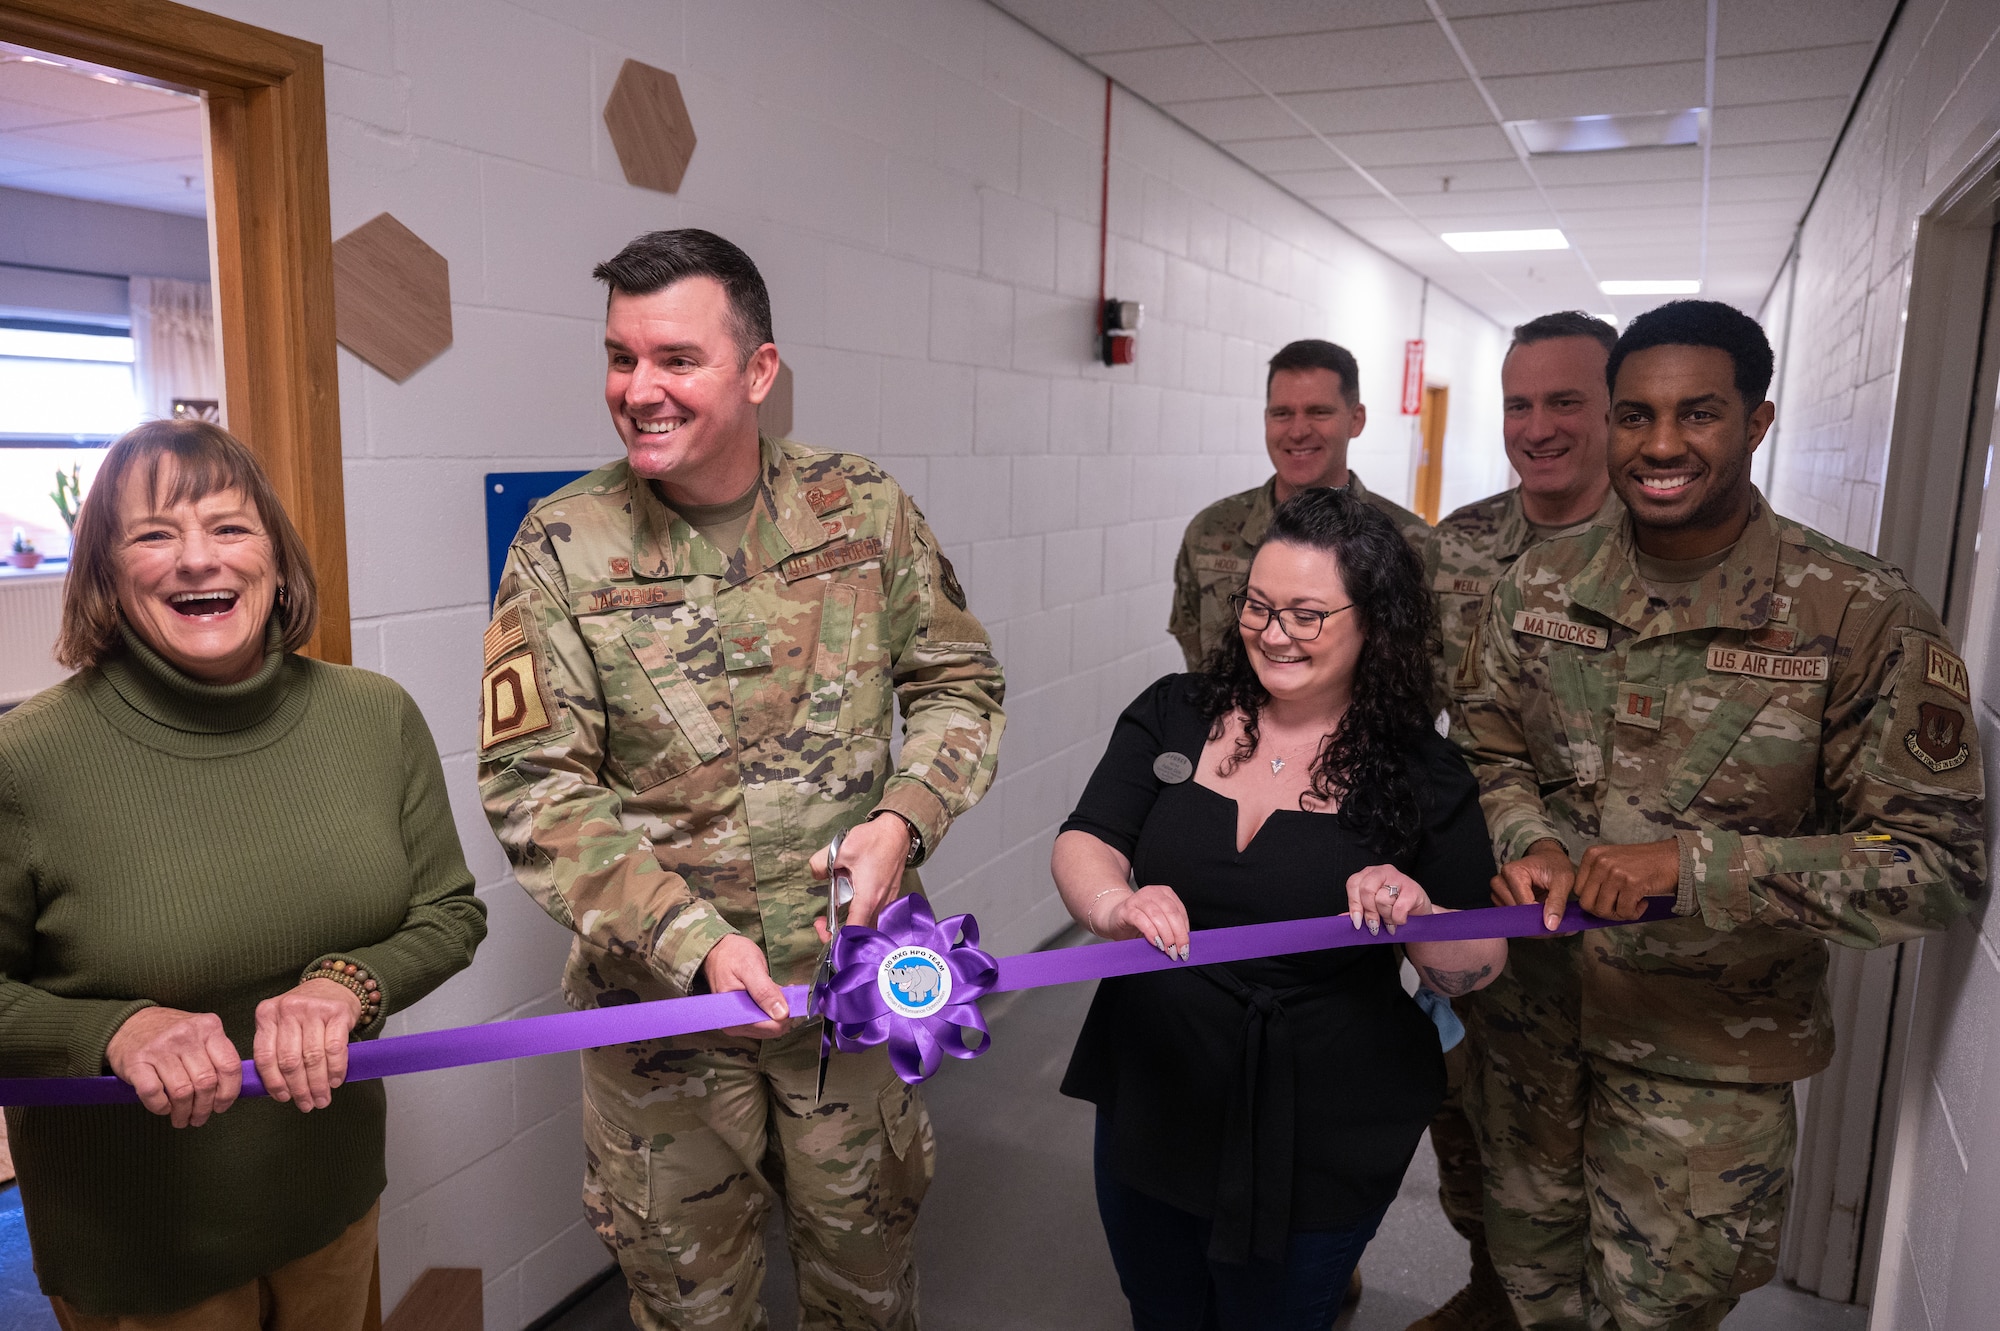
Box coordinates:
[303,959,382,1030]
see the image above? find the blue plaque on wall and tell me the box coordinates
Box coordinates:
[485,470,588,602]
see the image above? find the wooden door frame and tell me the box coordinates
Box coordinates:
[0,0,349,663]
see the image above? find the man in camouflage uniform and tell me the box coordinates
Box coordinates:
[1170,338,1429,669]
[1414,312,1622,1331]
[1455,301,1984,1330]
[478,230,1005,1330]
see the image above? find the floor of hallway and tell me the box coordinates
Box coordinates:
[546,964,1869,1331]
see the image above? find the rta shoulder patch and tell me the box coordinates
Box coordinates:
[1923,640,1970,702]
[484,604,527,666]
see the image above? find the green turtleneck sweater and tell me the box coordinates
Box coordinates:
[0,625,488,1315]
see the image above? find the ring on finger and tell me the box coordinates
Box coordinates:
[1383,884,1400,900]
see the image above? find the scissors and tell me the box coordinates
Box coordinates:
[809,828,857,1104]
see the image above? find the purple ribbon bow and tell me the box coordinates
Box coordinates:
[814,894,999,1084]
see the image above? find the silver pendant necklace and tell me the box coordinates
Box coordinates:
[1270,758,1285,774]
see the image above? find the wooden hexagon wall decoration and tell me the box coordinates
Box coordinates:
[758,361,794,439]
[332,213,452,383]
[603,59,697,194]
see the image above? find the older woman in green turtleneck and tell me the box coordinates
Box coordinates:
[0,419,487,1330]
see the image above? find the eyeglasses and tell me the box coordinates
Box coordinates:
[1229,592,1354,642]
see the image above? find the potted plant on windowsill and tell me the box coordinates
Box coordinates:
[8,529,41,570]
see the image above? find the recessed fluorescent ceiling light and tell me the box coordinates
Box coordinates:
[1599,280,1702,295]
[1442,229,1568,253]
[1506,108,1705,155]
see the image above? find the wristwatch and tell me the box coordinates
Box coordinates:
[868,808,925,865]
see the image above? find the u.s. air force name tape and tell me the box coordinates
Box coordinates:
[0,896,1678,1108]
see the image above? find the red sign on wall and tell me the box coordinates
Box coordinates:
[1401,339,1425,415]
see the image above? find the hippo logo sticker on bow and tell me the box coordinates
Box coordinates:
[879,947,952,1018]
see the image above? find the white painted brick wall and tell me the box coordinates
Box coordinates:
[184,1,1508,1324]
[1760,2,2000,1327]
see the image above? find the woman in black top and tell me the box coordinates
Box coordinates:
[1053,487,1504,1330]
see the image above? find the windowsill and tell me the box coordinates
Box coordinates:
[0,560,67,580]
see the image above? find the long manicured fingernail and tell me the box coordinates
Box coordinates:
[1387,922,1397,936]
[1367,919,1380,936]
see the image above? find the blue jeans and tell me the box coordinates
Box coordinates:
[1094,1113,1390,1331]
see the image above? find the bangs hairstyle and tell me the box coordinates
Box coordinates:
[57,418,319,670]
[1190,486,1439,857]
[593,228,774,366]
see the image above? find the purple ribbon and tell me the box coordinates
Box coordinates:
[814,894,1000,1084]
[0,896,1675,1107]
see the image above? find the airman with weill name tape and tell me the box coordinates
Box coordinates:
[1413,312,1621,1331]
[478,230,1004,1331]
[1170,339,1428,670]
[1455,301,1983,1331]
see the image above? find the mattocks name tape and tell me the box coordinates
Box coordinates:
[1513,610,1609,649]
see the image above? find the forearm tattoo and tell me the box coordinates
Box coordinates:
[1418,964,1494,997]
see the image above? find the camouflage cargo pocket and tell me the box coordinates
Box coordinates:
[807,579,892,738]
[612,623,728,790]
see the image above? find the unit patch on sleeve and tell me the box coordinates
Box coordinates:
[1905,701,1972,773]
[484,605,527,665]
[482,651,552,748]
[1511,610,1609,650]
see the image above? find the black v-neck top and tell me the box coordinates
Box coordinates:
[1058,674,1496,1256]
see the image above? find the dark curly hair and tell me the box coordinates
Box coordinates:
[1607,299,1772,405]
[1190,487,1439,857]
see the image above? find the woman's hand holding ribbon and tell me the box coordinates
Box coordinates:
[1346,864,1433,936]
[1100,884,1192,962]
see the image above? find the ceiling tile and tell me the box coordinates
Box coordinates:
[1193,0,1424,42]
[1266,167,1375,198]
[1450,0,1705,77]
[1528,148,1704,186]
[1716,0,1896,56]
[1483,61,1706,120]
[1217,23,1466,95]
[1398,188,1552,221]
[1225,135,1341,173]
[1167,94,1309,141]
[1333,123,1518,168]
[1715,44,1875,107]
[1712,97,1850,145]
[1709,140,1837,176]
[1092,44,1256,103]
[987,0,1187,56]
[1370,159,1536,194]
[1297,80,1493,136]
[0,59,191,121]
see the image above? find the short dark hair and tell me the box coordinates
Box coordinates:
[1509,310,1617,356]
[59,419,318,670]
[1607,299,1774,405]
[592,229,774,363]
[1267,339,1360,404]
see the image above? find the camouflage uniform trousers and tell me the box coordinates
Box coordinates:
[1581,1065,1793,1331]
[1462,935,1589,1331]
[1427,1009,1487,1248]
[581,1026,934,1331]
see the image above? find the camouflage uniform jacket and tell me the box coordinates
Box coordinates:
[1453,493,1983,1082]
[478,437,1006,1011]
[1426,486,1624,698]
[1170,471,1430,669]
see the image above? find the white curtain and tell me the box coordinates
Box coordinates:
[129,276,221,422]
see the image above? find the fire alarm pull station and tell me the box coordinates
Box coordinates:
[1101,299,1142,365]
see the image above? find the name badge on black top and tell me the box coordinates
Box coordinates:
[1153,752,1194,784]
